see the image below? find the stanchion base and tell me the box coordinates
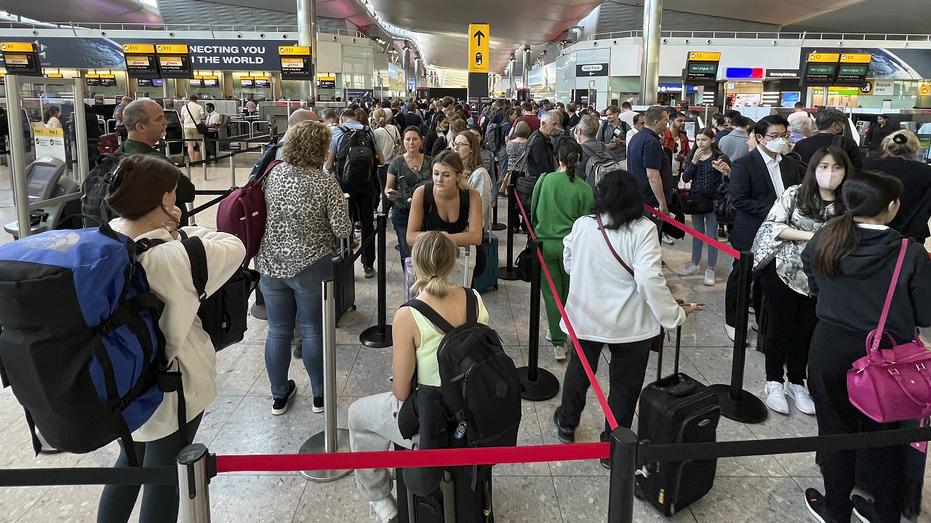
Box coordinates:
[250,303,267,321]
[492,222,507,231]
[360,325,393,348]
[499,266,522,281]
[299,428,353,482]
[706,384,769,424]
[517,367,560,401]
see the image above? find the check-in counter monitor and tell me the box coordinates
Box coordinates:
[5,156,82,238]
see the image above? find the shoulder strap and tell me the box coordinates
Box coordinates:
[873,238,909,347]
[464,288,478,324]
[404,299,456,333]
[178,236,208,301]
[596,215,634,276]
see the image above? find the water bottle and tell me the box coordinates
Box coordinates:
[452,421,467,444]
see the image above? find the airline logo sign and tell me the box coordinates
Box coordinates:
[468,24,489,73]
[1,42,41,75]
[684,51,720,86]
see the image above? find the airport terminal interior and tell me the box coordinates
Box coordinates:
[3,0,931,522]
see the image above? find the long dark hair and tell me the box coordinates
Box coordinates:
[106,155,180,220]
[557,139,583,182]
[812,170,903,279]
[686,127,724,163]
[590,170,644,230]
[797,146,851,219]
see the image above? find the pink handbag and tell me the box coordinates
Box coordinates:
[847,238,931,423]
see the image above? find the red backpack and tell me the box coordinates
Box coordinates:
[217,160,281,265]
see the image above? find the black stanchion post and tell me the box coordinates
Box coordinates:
[360,212,393,348]
[707,251,768,423]
[518,240,560,400]
[499,181,521,281]
[607,427,638,523]
[491,196,506,231]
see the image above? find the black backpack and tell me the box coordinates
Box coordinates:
[80,145,129,227]
[485,121,502,154]
[404,290,522,448]
[335,126,377,186]
[140,233,259,351]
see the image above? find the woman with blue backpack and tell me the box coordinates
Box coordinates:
[97,155,245,523]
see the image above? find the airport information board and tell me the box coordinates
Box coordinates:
[1,42,42,75]
[278,46,313,80]
[801,53,839,86]
[156,44,194,79]
[683,52,720,86]
[122,44,160,78]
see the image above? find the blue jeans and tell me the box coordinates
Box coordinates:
[260,256,332,398]
[392,207,412,260]
[689,211,718,267]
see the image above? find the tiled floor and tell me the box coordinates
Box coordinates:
[0,159,929,523]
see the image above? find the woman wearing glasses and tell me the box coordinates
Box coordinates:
[454,131,493,231]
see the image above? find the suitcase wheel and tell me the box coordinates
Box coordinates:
[349,304,356,312]
[494,284,499,290]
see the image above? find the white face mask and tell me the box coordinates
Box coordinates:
[762,137,787,154]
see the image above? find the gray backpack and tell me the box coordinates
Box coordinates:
[581,143,624,191]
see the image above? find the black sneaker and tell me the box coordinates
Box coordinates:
[272,380,297,415]
[805,488,836,523]
[600,458,609,470]
[312,395,324,413]
[552,412,576,444]
[363,265,375,278]
[851,494,880,523]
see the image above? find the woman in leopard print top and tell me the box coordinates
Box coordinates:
[256,120,352,415]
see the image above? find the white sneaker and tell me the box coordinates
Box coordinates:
[370,496,398,523]
[703,268,716,286]
[554,344,569,362]
[764,381,790,415]
[725,324,736,341]
[661,234,675,245]
[545,329,552,342]
[784,382,816,415]
[678,261,700,276]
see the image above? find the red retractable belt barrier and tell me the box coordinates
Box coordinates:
[642,204,741,259]
[216,442,610,473]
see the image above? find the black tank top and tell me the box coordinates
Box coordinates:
[422,182,470,234]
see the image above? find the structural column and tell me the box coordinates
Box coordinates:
[521,46,530,95]
[508,58,516,99]
[402,43,410,97]
[297,0,317,102]
[640,0,662,106]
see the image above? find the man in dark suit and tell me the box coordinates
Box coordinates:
[793,108,863,169]
[725,114,806,341]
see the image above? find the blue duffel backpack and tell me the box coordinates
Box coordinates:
[0,223,183,464]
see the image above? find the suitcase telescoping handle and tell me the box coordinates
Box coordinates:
[655,325,683,383]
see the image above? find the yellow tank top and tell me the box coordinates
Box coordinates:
[409,289,490,387]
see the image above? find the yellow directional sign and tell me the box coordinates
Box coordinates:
[921,84,931,96]
[808,53,840,63]
[840,53,872,63]
[122,44,155,54]
[468,24,489,73]
[688,52,721,62]
[155,44,189,54]
[279,46,311,56]
[0,42,33,53]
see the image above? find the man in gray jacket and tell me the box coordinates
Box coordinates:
[718,114,753,161]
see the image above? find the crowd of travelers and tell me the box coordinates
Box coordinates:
[4,90,930,523]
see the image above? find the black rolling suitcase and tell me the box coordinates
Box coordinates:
[636,326,721,516]
[396,464,494,523]
[332,236,356,326]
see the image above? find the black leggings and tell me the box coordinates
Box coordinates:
[759,263,816,385]
[96,413,203,523]
[808,322,904,523]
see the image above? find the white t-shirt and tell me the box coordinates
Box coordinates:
[182,102,205,128]
[373,125,399,162]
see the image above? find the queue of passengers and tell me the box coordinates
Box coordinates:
[18,93,926,523]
